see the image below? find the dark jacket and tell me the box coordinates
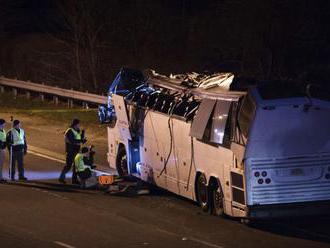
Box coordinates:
[65,128,85,153]
[6,128,27,152]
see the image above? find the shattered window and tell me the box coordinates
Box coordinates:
[238,95,256,137]
[210,100,231,144]
[190,99,216,139]
[109,68,145,96]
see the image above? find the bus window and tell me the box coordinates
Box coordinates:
[146,91,160,108]
[109,68,145,96]
[160,95,175,114]
[210,100,231,144]
[190,99,216,139]
[185,100,200,121]
[153,93,166,111]
[173,98,189,116]
[238,95,256,137]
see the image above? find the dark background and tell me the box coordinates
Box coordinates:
[0,0,329,93]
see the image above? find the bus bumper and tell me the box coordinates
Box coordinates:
[247,200,330,219]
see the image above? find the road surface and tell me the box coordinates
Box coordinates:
[0,153,330,248]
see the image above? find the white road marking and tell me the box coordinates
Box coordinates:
[54,241,76,248]
[28,149,112,175]
[156,228,224,248]
[28,150,65,164]
[186,236,224,248]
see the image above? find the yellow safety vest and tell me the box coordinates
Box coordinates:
[74,153,87,172]
[10,128,25,146]
[65,128,82,144]
[0,129,6,142]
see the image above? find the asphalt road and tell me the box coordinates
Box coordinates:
[1,154,330,248]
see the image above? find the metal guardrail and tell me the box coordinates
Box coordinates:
[0,76,107,105]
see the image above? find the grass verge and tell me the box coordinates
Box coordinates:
[0,92,100,126]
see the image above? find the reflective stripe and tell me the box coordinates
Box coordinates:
[74,153,86,172]
[11,128,25,146]
[65,128,81,144]
[0,130,6,142]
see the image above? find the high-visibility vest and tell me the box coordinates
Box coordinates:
[74,153,87,172]
[65,128,81,144]
[0,129,6,142]
[10,128,25,146]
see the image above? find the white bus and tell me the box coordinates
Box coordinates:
[99,68,330,219]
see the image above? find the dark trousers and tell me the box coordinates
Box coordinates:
[10,150,24,179]
[59,151,78,182]
[78,169,92,180]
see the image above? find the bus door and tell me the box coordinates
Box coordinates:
[112,94,142,174]
[112,94,132,141]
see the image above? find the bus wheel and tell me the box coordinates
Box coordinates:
[116,146,128,177]
[210,180,224,216]
[196,173,209,212]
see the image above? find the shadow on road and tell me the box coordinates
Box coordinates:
[249,216,330,244]
[2,180,86,193]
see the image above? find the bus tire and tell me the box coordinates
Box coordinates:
[116,145,128,177]
[209,179,225,216]
[196,173,209,212]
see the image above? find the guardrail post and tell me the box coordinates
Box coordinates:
[0,86,4,93]
[67,99,73,108]
[82,102,89,109]
[26,91,30,100]
[12,88,17,99]
[40,93,44,102]
[53,96,59,105]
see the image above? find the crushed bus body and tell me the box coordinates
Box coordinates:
[99,68,330,219]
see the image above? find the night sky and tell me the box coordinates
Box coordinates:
[1,0,330,92]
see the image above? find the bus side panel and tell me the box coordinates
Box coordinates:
[171,118,195,199]
[107,127,117,170]
[141,112,169,189]
[141,111,195,199]
[193,140,234,214]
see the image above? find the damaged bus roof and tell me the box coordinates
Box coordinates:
[146,70,246,101]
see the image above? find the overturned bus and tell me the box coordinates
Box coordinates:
[99,68,330,219]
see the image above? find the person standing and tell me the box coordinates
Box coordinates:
[6,120,28,181]
[59,119,86,184]
[0,119,7,183]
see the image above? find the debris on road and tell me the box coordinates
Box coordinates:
[105,177,150,196]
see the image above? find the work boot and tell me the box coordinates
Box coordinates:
[58,178,66,184]
[72,179,80,185]
[0,179,7,183]
[19,177,28,181]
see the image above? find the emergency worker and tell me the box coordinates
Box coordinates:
[74,147,93,184]
[6,120,28,181]
[59,119,86,184]
[0,119,7,183]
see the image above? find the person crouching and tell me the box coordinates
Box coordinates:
[74,147,93,188]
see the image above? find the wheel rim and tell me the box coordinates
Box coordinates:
[120,154,128,176]
[197,175,208,206]
[213,186,223,212]
[211,183,224,216]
